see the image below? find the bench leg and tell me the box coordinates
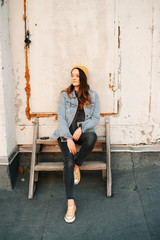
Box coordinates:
[107,167,112,197]
[28,153,37,199]
[102,169,107,181]
[34,171,39,182]
[28,118,39,199]
[34,144,40,182]
[106,116,112,197]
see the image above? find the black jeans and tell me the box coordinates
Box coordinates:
[58,131,97,200]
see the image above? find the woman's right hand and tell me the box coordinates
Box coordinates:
[67,138,77,155]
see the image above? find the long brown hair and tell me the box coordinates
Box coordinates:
[62,68,91,109]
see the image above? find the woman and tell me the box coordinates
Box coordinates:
[53,65,100,223]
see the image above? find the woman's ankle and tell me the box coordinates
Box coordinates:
[74,164,79,170]
[67,199,75,205]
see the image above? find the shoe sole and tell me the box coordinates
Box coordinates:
[74,178,80,185]
[64,215,76,223]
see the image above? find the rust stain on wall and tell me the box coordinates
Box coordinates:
[24,45,31,120]
[23,0,26,20]
[108,73,116,92]
[109,73,112,90]
[100,113,112,117]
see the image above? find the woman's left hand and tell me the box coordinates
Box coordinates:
[73,127,82,141]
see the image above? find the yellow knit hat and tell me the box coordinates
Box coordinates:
[71,65,88,80]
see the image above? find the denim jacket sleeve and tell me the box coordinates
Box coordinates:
[81,91,100,132]
[57,92,73,139]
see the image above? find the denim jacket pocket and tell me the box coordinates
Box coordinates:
[65,101,78,123]
[85,102,95,119]
[66,102,71,113]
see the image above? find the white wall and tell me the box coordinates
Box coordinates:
[27,0,115,114]
[110,0,160,144]
[8,0,160,146]
[0,0,16,159]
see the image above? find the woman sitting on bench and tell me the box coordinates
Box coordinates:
[53,65,100,223]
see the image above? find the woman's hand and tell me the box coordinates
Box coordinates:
[67,138,77,155]
[73,127,82,141]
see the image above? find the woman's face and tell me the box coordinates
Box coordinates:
[71,69,80,88]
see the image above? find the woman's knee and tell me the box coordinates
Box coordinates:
[86,132,97,146]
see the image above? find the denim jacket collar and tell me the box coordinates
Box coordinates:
[69,89,91,99]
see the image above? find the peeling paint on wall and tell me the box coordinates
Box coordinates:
[1,0,4,7]
[141,130,145,136]
[109,73,116,92]
[15,98,23,122]
[118,26,120,48]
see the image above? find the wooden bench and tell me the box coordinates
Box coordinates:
[28,116,112,199]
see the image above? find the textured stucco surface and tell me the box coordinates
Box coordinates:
[7,0,160,145]
[0,0,16,158]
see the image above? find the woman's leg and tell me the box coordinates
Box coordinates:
[75,131,97,166]
[58,138,75,200]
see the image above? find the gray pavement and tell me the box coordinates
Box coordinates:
[0,153,160,240]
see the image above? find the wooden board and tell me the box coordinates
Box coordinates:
[35,137,106,152]
[34,161,106,171]
[36,137,106,144]
[40,144,105,153]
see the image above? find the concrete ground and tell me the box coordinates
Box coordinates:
[0,153,160,240]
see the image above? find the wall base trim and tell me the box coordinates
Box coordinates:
[111,144,160,152]
[0,146,19,189]
[0,146,18,166]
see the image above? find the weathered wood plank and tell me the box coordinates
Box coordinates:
[80,161,106,170]
[34,161,106,171]
[40,142,105,152]
[36,136,106,145]
[106,116,112,197]
[28,117,39,199]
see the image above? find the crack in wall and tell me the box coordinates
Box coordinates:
[40,192,52,240]
[148,2,154,122]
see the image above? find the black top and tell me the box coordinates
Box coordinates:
[69,97,85,135]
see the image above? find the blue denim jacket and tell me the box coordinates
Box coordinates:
[53,89,100,139]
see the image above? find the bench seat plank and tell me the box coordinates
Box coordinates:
[37,138,106,152]
[40,143,105,152]
[36,136,106,145]
[34,161,106,171]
